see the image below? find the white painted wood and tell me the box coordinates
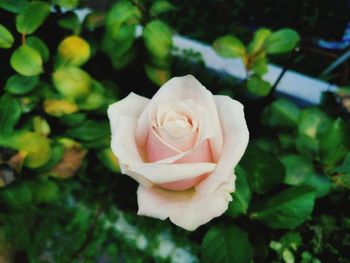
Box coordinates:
[173,35,338,104]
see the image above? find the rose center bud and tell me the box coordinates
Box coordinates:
[162,111,193,138]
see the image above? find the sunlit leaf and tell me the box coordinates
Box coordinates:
[213,35,246,58]
[10,45,43,76]
[16,1,50,34]
[265,29,300,54]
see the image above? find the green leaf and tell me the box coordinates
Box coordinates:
[265,29,300,54]
[5,74,39,95]
[97,148,120,173]
[29,178,60,204]
[247,74,272,96]
[303,172,331,197]
[280,231,302,251]
[281,155,314,185]
[26,36,50,62]
[295,134,319,160]
[298,108,331,139]
[248,28,271,54]
[36,142,65,172]
[65,120,109,142]
[57,35,90,66]
[144,63,171,86]
[10,45,43,76]
[334,173,350,189]
[213,36,246,58]
[319,118,350,169]
[240,144,285,194]
[106,1,141,37]
[0,182,32,211]
[43,99,79,117]
[0,24,14,49]
[0,0,28,13]
[227,166,251,217]
[262,98,300,128]
[102,24,135,58]
[52,67,91,101]
[0,131,52,168]
[251,186,316,229]
[53,0,79,9]
[58,11,81,34]
[280,154,331,197]
[77,80,105,110]
[252,54,268,75]
[150,0,175,15]
[0,93,21,134]
[334,153,350,174]
[143,20,172,59]
[16,1,50,34]
[201,225,253,263]
[60,113,87,127]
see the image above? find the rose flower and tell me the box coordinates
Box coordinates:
[108,75,249,230]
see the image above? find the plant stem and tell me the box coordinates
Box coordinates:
[21,33,26,45]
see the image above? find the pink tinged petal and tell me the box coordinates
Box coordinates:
[107,92,149,135]
[159,173,208,191]
[147,125,212,164]
[196,96,249,194]
[146,127,181,163]
[148,101,215,164]
[111,116,153,187]
[152,139,214,191]
[137,174,235,231]
[136,75,223,160]
[127,162,216,184]
[175,138,213,163]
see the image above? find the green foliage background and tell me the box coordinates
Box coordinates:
[0,0,350,262]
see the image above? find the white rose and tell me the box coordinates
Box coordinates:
[108,75,249,230]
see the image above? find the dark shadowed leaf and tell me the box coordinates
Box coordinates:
[0,93,21,134]
[227,166,252,217]
[202,225,253,263]
[5,74,39,95]
[240,144,285,194]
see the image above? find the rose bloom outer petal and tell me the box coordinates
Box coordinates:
[108,92,150,135]
[127,162,216,184]
[136,75,223,161]
[137,174,235,231]
[196,95,249,194]
[111,116,153,187]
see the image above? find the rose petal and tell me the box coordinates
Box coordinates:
[128,162,216,184]
[150,103,215,164]
[108,92,149,135]
[147,127,181,163]
[196,96,249,194]
[137,174,235,231]
[111,116,153,187]
[136,75,223,161]
[159,173,208,191]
